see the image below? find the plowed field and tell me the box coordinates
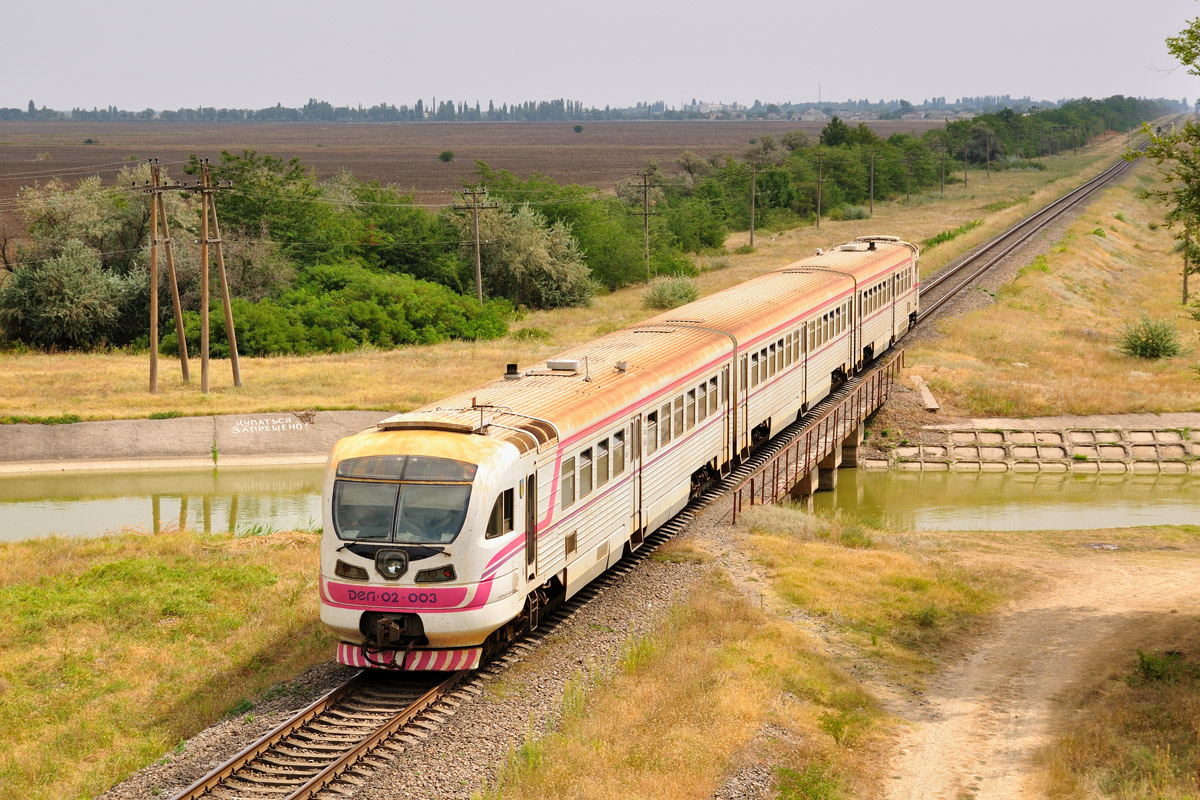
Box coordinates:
[0,119,944,214]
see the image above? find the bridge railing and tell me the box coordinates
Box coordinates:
[731,349,903,523]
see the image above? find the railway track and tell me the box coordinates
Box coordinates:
[168,352,898,800]
[169,149,1145,800]
[916,143,1146,324]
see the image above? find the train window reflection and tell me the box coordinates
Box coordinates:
[562,457,576,508]
[333,481,398,541]
[394,484,472,544]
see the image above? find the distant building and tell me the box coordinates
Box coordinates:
[799,108,828,122]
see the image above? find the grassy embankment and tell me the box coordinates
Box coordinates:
[0,530,332,800]
[480,513,1200,799]
[0,135,1132,422]
[478,509,1010,800]
[905,161,1200,417]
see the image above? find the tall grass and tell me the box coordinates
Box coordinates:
[0,529,332,800]
[1042,644,1200,798]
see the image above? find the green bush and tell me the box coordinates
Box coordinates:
[642,276,699,310]
[438,150,454,163]
[831,204,870,221]
[1117,314,1183,359]
[0,240,141,349]
[161,261,509,357]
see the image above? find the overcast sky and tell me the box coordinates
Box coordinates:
[6,0,1199,111]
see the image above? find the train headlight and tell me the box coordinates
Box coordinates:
[375,549,409,581]
[334,560,369,581]
[415,565,456,583]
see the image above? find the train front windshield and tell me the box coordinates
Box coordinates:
[331,455,476,545]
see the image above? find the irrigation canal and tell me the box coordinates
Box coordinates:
[0,464,1195,542]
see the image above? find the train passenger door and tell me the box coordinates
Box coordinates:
[630,418,642,538]
[721,366,731,465]
[738,355,750,457]
[525,472,537,580]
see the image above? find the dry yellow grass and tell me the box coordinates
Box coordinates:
[482,572,883,800]
[907,164,1200,416]
[0,529,332,800]
[0,136,1133,421]
[1039,628,1200,799]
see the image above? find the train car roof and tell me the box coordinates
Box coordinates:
[374,237,916,456]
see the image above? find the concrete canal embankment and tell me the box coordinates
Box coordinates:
[0,411,389,473]
[866,412,1200,475]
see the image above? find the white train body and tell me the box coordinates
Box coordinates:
[320,237,919,670]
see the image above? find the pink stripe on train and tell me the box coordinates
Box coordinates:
[337,642,482,671]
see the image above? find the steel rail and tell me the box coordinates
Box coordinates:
[167,671,463,800]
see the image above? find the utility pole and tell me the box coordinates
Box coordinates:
[143,159,190,392]
[905,154,913,203]
[749,161,756,247]
[455,187,497,301]
[634,171,660,280]
[149,164,159,393]
[815,152,824,229]
[200,160,241,388]
[868,149,876,215]
[940,146,946,193]
[985,133,991,177]
[962,143,968,187]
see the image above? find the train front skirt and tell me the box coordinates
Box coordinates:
[336,642,483,671]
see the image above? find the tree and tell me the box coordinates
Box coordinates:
[0,239,138,349]
[1132,11,1200,301]
[456,200,595,309]
[819,116,851,147]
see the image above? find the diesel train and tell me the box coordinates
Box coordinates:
[319,235,919,670]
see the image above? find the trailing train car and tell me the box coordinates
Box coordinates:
[320,236,919,670]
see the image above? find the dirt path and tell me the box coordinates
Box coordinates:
[883,550,1200,800]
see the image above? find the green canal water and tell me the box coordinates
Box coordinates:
[0,465,325,542]
[0,466,1195,542]
[813,469,1199,530]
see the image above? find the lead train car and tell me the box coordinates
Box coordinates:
[320,236,919,670]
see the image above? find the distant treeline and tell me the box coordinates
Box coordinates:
[3,94,1187,124]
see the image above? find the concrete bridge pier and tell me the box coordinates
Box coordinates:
[788,468,819,511]
[818,447,842,491]
[841,423,864,468]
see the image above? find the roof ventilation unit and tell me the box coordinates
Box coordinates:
[546,358,580,371]
[504,363,520,381]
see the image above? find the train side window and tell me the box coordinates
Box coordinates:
[760,348,768,379]
[776,339,784,371]
[661,403,672,445]
[750,352,759,387]
[579,448,593,498]
[562,457,576,508]
[709,377,718,411]
[646,412,658,456]
[697,383,708,420]
[485,488,514,539]
[673,396,684,435]
[767,344,776,377]
[686,390,696,429]
[597,439,610,487]
[613,431,626,474]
